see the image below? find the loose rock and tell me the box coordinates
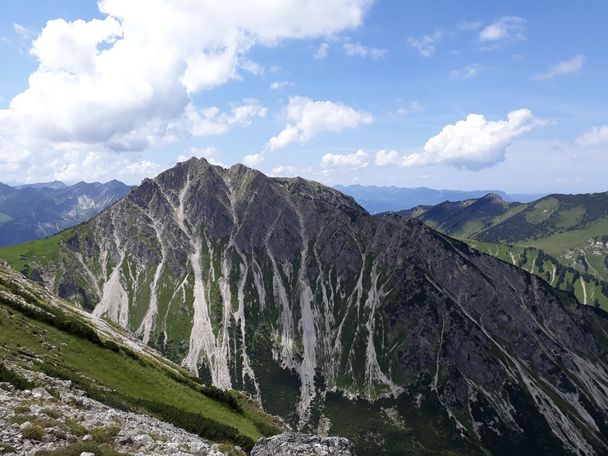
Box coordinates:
[251,432,355,456]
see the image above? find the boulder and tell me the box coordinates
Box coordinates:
[251,433,355,456]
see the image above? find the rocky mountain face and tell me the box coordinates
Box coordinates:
[0,180,130,246]
[4,158,608,455]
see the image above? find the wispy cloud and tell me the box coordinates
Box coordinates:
[13,23,35,40]
[408,31,443,58]
[269,80,291,90]
[576,124,608,146]
[314,42,330,60]
[450,63,484,79]
[533,55,585,80]
[479,16,526,45]
[343,40,387,59]
[393,100,423,116]
[240,59,264,76]
[459,21,482,31]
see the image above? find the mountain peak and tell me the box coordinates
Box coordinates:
[480,192,506,202]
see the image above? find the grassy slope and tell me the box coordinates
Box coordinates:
[0,265,281,450]
[0,227,74,271]
[409,193,608,311]
[468,240,608,311]
[515,215,608,259]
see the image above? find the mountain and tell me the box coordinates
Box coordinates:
[0,180,131,246]
[14,180,68,190]
[0,259,282,454]
[0,182,17,199]
[334,184,543,214]
[402,192,608,310]
[1,158,607,455]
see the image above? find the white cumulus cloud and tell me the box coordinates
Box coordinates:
[321,150,369,169]
[375,149,402,166]
[576,125,608,146]
[0,0,373,182]
[243,152,265,167]
[533,55,586,80]
[268,96,373,150]
[403,109,546,170]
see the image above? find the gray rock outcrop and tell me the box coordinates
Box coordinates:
[252,433,355,456]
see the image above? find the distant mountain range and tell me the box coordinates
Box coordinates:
[401,191,608,310]
[14,180,68,190]
[334,184,543,214]
[0,180,131,246]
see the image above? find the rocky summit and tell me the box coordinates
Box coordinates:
[4,158,608,455]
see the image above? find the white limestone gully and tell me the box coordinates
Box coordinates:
[138,218,165,344]
[184,239,232,389]
[93,255,128,327]
[176,176,232,388]
[235,259,262,400]
[93,214,129,328]
[294,207,318,426]
[363,260,401,398]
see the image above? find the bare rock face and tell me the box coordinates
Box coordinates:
[251,433,355,456]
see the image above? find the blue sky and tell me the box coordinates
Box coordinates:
[0,0,607,193]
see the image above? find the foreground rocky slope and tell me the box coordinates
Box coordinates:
[0,370,228,456]
[0,260,282,454]
[2,159,608,455]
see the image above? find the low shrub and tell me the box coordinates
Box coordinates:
[91,425,121,444]
[35,442,129,456]
[0,363,35,390]
[136,399,255,451]
[42,407,61,419]
[14,405,31,414]
[22,424,45,440]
